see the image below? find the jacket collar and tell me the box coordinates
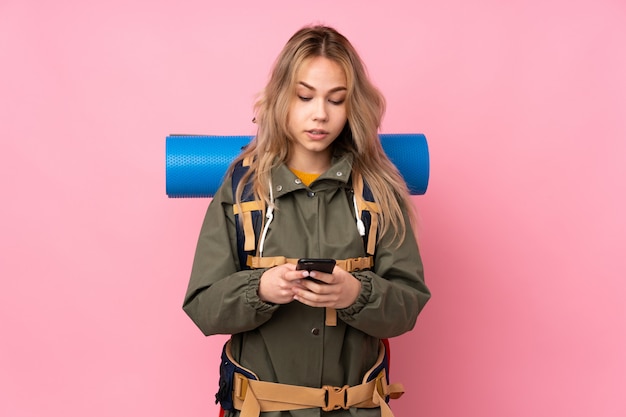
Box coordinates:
[270,153,354,199]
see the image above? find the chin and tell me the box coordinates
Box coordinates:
[307,143,333,153]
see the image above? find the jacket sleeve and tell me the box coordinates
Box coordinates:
[182,176,278,336]
[337,205,431,338]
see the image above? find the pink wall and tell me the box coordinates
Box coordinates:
[1,1,625,416]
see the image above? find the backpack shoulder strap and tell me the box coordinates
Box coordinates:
[352,173,381,256]
[231,158,264,270]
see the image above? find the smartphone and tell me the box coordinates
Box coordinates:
[296,258,336,274]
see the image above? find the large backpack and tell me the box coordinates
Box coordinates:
[219,159,394,417]
[164,134,427,417]
[232,159,390,360]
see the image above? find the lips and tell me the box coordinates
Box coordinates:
[306,129,329,140]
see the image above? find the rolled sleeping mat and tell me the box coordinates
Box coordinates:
[166,133,429,198]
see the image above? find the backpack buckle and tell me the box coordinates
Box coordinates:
[322,385,349,411]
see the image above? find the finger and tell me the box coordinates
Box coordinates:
[300,279,331,294]
[294,286,338,305]
[307,271,334,284]
[284,269,310,282]
[293,291,325,307]
[282,263,297,271]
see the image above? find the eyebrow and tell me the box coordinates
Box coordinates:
[298,81,347,93]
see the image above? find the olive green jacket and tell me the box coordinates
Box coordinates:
[183,154,430,416]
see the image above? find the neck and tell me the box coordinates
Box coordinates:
[287,151,332,174]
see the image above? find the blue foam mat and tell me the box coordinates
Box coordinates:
[166,134,429,198]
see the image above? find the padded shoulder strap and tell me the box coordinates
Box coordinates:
[352,173,380,256]
[231,160,264,270]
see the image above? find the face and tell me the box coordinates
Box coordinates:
[286,56,348,172]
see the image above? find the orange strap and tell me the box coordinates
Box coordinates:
[352,174,381,255]
[233,201,264,252]
[228,341,404,417]
[246,255,373,271]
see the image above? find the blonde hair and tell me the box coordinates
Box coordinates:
[231,25,415,245]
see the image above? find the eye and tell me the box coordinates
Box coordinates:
[298,95,312,102]
[328,98,345,105]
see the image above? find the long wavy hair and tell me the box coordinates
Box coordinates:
[231,25,416,245]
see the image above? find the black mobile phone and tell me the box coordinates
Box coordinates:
[296,258,336,274]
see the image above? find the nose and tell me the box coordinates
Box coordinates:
[312,99,328,122]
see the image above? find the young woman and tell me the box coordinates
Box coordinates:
[183,25,430,417]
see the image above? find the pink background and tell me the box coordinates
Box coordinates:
[1,0,625,416]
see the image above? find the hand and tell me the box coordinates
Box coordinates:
[293,266,361,309]
[258,263,308,304]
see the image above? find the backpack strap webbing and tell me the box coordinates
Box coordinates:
[231,159,265,270]
[245,256,373,271]
[352,173,380,256]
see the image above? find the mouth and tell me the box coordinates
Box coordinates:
[306,129,330,140]
[307,129,329,135]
